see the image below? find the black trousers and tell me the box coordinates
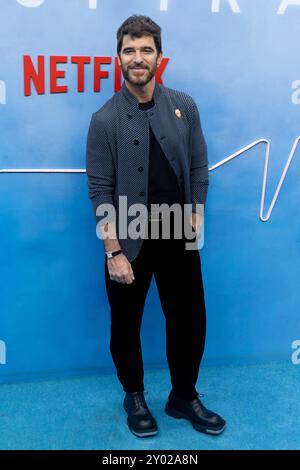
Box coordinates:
[104,220,207,401]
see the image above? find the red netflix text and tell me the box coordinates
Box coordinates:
[23,55,169,96]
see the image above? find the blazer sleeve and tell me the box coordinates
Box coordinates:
[189,98,209,212]
[86,112,116,226]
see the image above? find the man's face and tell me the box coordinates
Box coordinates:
[118,34,162,87]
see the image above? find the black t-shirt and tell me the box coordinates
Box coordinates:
[138,99,184,210]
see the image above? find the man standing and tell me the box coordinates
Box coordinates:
[86,15,225,438]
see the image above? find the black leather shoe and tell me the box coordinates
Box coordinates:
[165,390,226,435]
[123,392,158,438]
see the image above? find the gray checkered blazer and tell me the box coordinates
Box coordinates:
[86,82,209,262]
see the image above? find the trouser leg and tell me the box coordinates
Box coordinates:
[153,237,207,401]
[104,240,153,393]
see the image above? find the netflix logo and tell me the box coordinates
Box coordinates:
[23,55,169,96]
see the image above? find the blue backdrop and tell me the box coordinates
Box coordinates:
[1,0,300,382]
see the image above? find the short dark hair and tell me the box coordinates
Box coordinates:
[117,15,162,56]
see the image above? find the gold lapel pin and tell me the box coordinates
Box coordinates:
[175,108,182,118]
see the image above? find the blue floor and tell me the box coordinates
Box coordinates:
[0,361,299,450]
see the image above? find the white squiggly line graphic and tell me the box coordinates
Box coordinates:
[1,137,300,222]
[209,136,300,221]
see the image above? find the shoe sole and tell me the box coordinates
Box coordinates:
[124,403,158,438]
[165,404,226,435]
[127,418,158,438]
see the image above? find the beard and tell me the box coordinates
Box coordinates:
[121,63,157,87]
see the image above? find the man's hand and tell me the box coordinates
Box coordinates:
[100,220,134,284]
[107,253,135,284]
[190,212,204,237]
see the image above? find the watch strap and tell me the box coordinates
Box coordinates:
[106,249,123,259]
